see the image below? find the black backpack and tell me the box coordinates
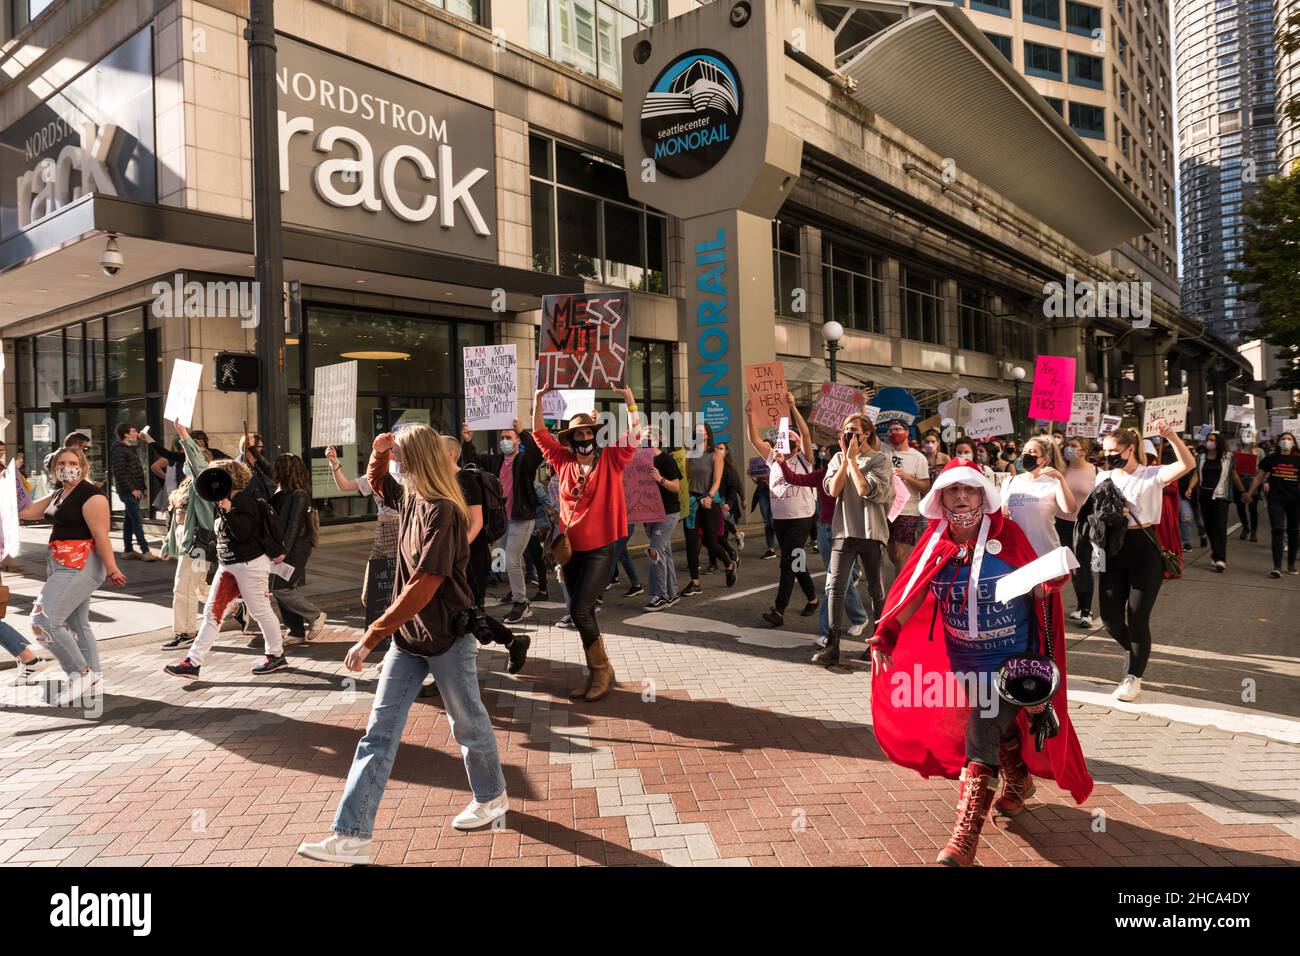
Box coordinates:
[463,463,508,543]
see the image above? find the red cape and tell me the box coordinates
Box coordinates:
[870,511,1093,804]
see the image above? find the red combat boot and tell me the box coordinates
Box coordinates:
[937,761,996,867]
[994,735,1036,816]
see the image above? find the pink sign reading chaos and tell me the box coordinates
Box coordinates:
[1028,355,1076,422]
[624,447,667,524]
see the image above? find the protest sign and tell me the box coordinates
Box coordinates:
[537,292,629,390]
[808,382,864,436]
[744,361,789,437]
[310,360,358,447]
[0,460,19,558]
[863,405,881,424]
[1098,414,1122,436]
[747,456,768,479]
[463,344,517,431]
[1225,404,1254,425]
[1027,355,1076,422]
[774,416,791,454]
[1067,392,1103,438]
[1283,418,1300,436]
[1194,423,1213,442]
[625,447,667,524]
[163,359,204,428]
[966,399,1014,439]
[937,395,973,428]
[542,389,595,422]
[1142,394,1187,438]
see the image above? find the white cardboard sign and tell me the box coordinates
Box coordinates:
[163,359,205,428]
[311,360,358,447]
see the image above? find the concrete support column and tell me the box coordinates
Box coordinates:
[941,278,959,355]
[882,256,903,368]
[1186,359,1210,428]
[1047,318,1090,390]
[1131,331,1178,401]
[799,224,824,327]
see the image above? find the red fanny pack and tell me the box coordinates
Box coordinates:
[50,539,94,570]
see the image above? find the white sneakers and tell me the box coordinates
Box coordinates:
[846,621,867,637]
[1067,609,1084,623]
[452,792,509,830]
[296,834,373,865]
[15,656,47,685]
[1214,560,1227,572]
[1113,674,1142,702]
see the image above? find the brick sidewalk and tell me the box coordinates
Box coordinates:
[2,605,1298,867]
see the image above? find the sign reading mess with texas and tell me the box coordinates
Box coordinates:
[538,292,630,391]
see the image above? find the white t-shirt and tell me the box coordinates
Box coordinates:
[355,473,400,519]
[767,450,817,520]
[889,447,930,517]
[1004,472,1066,557]
[1096,464,1164,527]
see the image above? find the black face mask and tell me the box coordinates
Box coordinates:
[1105,452,1126,469]
[572,439,595,457]
[1021,453,1039,471]
[1003,449,1017,460]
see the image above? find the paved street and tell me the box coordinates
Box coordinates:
[1,517,1297,868]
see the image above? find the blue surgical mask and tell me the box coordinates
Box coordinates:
[499,439,516,455]
[1064,447,1078,462]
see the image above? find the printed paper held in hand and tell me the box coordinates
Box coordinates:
[270,561,296,581]
[774,417,791,454]
[993,546,1079,604]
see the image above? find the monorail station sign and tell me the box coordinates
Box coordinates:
[276,36,498,261]
[622,1,804,447]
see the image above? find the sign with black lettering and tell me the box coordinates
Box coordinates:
[537,293,630,390]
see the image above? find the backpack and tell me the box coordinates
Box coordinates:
[256,495,284,552]
[464,463,508,543]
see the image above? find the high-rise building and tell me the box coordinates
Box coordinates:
[1174,0,1279,340]
[1277,0,1300,172]
[957,1,1180,304]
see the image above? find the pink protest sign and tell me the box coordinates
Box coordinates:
[1028,355,1076,422]
[808,382,865,433]
[625,447,667,524]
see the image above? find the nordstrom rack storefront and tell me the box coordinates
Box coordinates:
[0,0,1248,521]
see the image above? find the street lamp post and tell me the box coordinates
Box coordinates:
[1011,365,1026,436]
[821,320,844,383]
[246,0,288,458]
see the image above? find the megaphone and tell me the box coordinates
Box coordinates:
[995,654,1060,709]
[194,466,234,503]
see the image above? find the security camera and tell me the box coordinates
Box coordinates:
[100,237,123,277]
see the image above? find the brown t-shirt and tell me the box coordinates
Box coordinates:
[374,472,474,657]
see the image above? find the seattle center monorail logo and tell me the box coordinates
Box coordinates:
[640,50,743,179]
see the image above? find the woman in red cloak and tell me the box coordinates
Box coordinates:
[866,458,1093,866]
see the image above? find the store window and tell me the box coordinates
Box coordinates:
[528,0,664,89]
[822,238,883,334]
[530,134,668,293]
[959,287,993,354]
[901,269,943,344]
[590,338,676,428]
[293,305,492,521]
[773,220,802,319]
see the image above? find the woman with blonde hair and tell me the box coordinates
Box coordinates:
[298,424,507,864]
[1003,434,1076,557]
[19,446,127,703]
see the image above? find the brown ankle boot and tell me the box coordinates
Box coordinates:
[582,636,616,702]
[936,761,996,867]
[993,735,1036,816]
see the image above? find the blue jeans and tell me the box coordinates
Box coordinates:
[0,619,30,658]
[332,636,505,839]
[607,534,640,587]
[121,496,148,553]
[817,522,866,637]
[32,551,106,676]
[1178,495,1197,547]
[758,493,777,549]
[644,514,680,600]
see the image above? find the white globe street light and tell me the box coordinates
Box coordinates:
[822,321,845,382]
[1010,365,1026,434]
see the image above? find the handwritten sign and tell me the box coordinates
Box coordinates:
[1194,424,1213,441]
[808,382,864,433]
[311,361,358,447]
[747,456,768,479]
[538,292,629,390]
[966,399,1014,440]
[625,447,667,524]
[463,344,517,431]
[1225,404,1254,425]
[1098,414,1122,436]
[1143,394,1187,437]
[744,361,789,437]
[863,405,881,424]
[163,359,204,428]
[1067,392,1103,438]
[1282,418,1300,436]
[542,389,595,422]
[1028,355,1075,421]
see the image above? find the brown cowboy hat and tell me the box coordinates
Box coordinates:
[557,412,600,445]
